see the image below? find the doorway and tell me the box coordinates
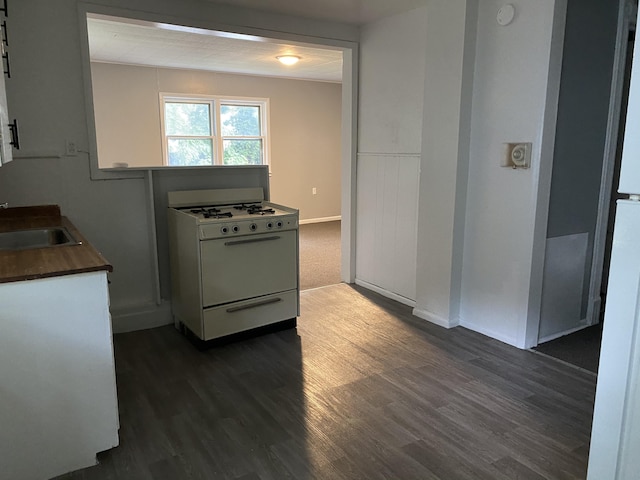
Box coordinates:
[535,22,636,374]
[600,30,635,317]
[299,220,342,290]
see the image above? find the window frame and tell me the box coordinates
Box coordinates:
[161,96,216,167]
[218,98,269,167]
[159,93,270,167]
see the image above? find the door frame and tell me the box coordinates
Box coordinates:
[586,0,637,327]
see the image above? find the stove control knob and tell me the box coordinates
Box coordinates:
[276,221,283,228]
[266,222,273,229]
[221,226,229,235]
[232,225,239,233]
[250,223,257,231]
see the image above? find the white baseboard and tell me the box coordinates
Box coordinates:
[354,278,416,307]
[459,318,520,348]
[111,301,173,333]
[299,216,341,225]
[412,308,459,329]
[537,319,591,344]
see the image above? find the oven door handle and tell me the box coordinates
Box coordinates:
[226,297,282,313]
[224,235,281,246]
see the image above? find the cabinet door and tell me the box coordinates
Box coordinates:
[0,61,11,166]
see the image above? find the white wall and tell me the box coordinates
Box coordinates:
[414,0,477,328]
[92,64,161,168]
[355,0,566,349]
[355,6,427,302]
[0,0,357,330]
[91,63,342,221]
[460,0,566,347]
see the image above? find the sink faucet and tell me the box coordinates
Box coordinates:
[0,202,8,209]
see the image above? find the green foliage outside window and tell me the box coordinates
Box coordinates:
[167,139,213,166]
[221,105,262,165]
[165,102,213,166]
[165,102,211,136]
[223,139,262,165]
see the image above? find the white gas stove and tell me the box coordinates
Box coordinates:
[167,188,299,343]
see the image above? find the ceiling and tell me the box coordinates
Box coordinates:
[201,0,428,25]
[87,0,426,83]
[87,15,345,83]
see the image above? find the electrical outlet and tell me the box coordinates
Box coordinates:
[65,139,78,156]
[312,187,317,195]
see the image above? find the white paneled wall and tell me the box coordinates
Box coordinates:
[356,6,426,304]
[538,233,588,342]
[356,154,419,303]
[358,8,428,155]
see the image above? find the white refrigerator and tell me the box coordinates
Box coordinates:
[587,30,640,479]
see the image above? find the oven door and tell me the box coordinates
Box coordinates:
[200,229,298,307]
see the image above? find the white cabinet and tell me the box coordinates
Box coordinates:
[0,271,119,480]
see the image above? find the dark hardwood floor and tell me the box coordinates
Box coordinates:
[56,284,596,480]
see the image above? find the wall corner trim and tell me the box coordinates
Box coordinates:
[412,308,459,329]
[460,318,520,348]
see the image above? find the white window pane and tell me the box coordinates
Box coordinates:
[223,139,262,165]
[168,138,213,166]
[165,103,211,136]
[220,105,260,136]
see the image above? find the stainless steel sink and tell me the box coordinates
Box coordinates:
[0,227,81,251]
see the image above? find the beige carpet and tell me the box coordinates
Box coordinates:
[299,220,341,290]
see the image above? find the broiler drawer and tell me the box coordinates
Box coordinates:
[202,289,298,340]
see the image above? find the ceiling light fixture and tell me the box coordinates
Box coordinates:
[276,55,301,66]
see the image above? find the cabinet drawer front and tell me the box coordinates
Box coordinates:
[203,290,298,340]
[200,230,298,307]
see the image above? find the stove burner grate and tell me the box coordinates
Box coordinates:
[230,203,276,215]
[247,206,275,215]
[190,208,233,219]
[232,203,258,210]
[209,212,233,219]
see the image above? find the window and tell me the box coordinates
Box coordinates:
[164,101,214,166]
[160,94,268,167]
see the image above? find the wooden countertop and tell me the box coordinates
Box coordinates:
[0,205,113,284]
